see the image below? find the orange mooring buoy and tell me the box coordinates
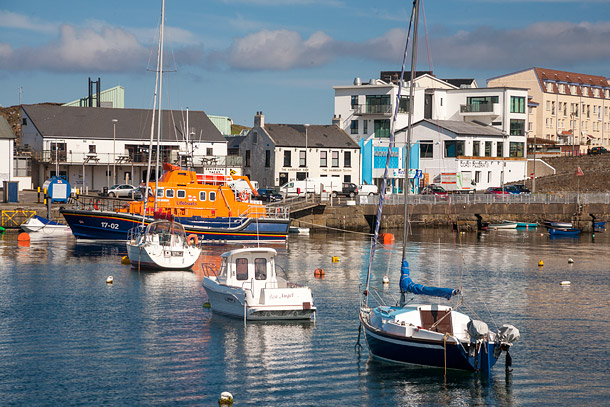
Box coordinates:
[382,233,395,244]
[17,232,30,241]
[314,268,325,277]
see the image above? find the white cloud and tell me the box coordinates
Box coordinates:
[0,10,57,34]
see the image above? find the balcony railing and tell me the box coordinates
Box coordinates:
[353,104,392,115]
[460,103,496,113]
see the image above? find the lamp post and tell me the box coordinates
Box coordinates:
[112,119,118,185]
[304,124,309,200]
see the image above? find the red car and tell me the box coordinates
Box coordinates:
[421,184,449,199]
[484,187,510,195]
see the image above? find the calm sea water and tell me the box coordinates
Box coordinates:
[0,227,609,406]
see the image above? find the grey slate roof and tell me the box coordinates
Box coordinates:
[0,116,16,139]
[21,104,225,143]
[263,124,359,149]
[225,135,247,149]
[408,119,506,136]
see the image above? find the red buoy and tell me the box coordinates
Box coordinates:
[314,268,325,277]
[17,232,30,241]
[382,233,395,244]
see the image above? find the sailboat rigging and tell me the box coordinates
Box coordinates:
[357,0,519,375]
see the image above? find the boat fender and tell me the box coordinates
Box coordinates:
[94,199,100,210]
[239,190,248,201]
[187,234,199,246]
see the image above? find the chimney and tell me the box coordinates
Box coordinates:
[332,114,341,127]
[254,111,265,128]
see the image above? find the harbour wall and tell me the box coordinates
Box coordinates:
[290,203,610,233]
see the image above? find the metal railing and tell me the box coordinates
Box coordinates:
[460,103,495,113]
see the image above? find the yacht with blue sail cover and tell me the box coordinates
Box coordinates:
[356,0,519,375]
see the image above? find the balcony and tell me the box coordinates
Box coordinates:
[353,104,392,116]
[459,103,501,118]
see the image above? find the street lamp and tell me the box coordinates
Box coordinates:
[112,119,118,185]
[304,124,309,200]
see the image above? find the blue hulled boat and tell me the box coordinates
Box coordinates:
[548,227,581,237]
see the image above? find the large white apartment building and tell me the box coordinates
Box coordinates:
[488,67,610,154]
[334,72,528,192]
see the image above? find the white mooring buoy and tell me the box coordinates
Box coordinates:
[106,276,114,284]
[560,281,571,286]
[219,391,233,406]
[567,258,574,264]
[382,276,390,284]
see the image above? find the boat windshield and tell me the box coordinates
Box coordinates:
[146,221,186,239]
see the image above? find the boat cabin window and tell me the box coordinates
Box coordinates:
[209,191,216,201]
[218,259,227,278]
[199,191,207,201]
[156,188,164,198]
[236,258,248,280]
[255,258,267,280]
[166,189,175,198]
[177,190,186,198]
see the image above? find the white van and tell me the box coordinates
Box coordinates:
[358,184,378,195]
[279,180,321,197]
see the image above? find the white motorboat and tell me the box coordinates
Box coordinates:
[202,247,316,321]
[126,220,200,270]
[489,221,518,229]
[21,215,71,234]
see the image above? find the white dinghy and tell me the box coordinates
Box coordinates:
[202,247,316,321]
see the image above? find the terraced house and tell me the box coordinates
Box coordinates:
[488,68,610,155]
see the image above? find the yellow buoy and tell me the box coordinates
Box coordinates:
[202,302,211,308]
[106,276,114,284]
[331,256,340,263]
[538,260,544,267]
[121,256,131,265]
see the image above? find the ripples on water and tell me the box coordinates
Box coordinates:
[0,229,608,406]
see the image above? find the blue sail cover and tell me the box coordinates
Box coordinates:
[399,260,459,300]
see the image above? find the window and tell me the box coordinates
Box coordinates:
[420,141,433,158]
[332,151,339,167]
[398,96,410,114]
[255,258,267,280]
[510,96,525,113]
[510,142,524,158]
[551,101,555,115]
[265,150,270,167]
[283,151,291,167]
[374,119,391,138]
[199,191,207,201]
[344,175,351,183]
[177,190,186,198]
[320,151,327,167]
[485,141,492,157]
[166,189,175,198]
[510,119,525,136]
[209,191,216,201]
[236,258,248,280]
[89,145,96,153]
[475,171,481,184]
[473,141,480,157]
[467,96,498,112]
[252,131,258,144]
[206,148,213,156]
[299,150,307,167]
[444,140,465,157]
[350,120,359,134]
[245,150,251,167]
[496,141,503,157]
[22,118,27,125]
[546,101,550,111]
[157,188,164,198]
[363,120,368,134]
[351,95,358,109]
[366,95,391,114]
[344,151,351,168]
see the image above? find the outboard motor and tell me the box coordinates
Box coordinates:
[496,324,520,372]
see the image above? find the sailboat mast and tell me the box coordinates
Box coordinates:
[401,0,420,260]
[154,0,166,212]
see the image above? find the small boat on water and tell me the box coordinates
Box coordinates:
[202,247,316,321]
[516,222,537,228]
[126,219,201,270]
[489,221,518,229]
[548,227,581,237]
[543,220,573,229]
[21,215,71,234]
[594,221,606,232]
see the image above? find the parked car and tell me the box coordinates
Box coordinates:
[101,184,140,198]
[503,185,522,195]
[331,182,358,198]
[511,184,531,194]
[420,184,448,200]
[254,188,283,202]
[358,184,379,196]
[484,187,509,195]
[588,146,609,155]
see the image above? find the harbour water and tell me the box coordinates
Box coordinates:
[1,228,609,406]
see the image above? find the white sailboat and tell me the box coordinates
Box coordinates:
[126,0,200,270]
[202,247,316,321]
[357,0,519,375]
[126,219,200,270]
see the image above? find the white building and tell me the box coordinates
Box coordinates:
[333,72,528,191]
[241,112,360,188]
[20,105,229,191]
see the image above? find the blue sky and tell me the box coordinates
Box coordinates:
[1,0,610,127]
